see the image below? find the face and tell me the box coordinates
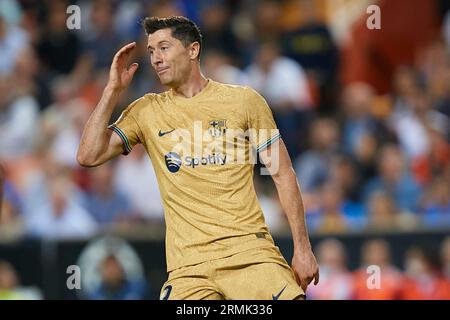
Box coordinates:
[147,28,198,87]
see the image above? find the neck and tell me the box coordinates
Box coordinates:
[172,70,208,98]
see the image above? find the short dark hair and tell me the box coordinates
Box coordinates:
[142,16,203,60]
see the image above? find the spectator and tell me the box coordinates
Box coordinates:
[352,239,403,300]
[294,118,340,193]
[25,171,97,240]
[0,162,3,217]
[113,145,164,223]
[35,0,83,77]
[253,176,286,236]
[419,177,450,228]
[366,191,417,232]
[441,237,450,280]
[202,50,249,86]
[0,74,40,160]
[0,260,42,300]
[81,0,124,72]
[199,2,241,64]
[363,144,421,213]
[400,246,450,299]
[307,238,353,300]
[41,77,90,167]
[281,0,338,113]
[246,40,313,158]
[0,176,24,240]
[340,82,389,158]
[0,3,28,77]
[83,162,132,227]
[311,181,349,234]
[85,254,147,300]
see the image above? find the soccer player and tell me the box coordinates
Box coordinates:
[77,16,319,300]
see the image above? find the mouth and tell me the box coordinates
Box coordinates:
[156,67,170,76]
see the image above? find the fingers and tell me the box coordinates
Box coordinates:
[114,42,137,61]
[314,270,320,285]
[128,63,139,76]
[294,270,319,292]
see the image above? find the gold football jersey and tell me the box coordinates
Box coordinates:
[110,79,281,271]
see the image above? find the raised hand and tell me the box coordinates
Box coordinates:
[108,42,139,92]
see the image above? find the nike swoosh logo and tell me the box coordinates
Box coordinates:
[160,285,172,300]
[272,284,287,300]
[158,129,175,137]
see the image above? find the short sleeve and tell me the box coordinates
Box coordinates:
[108,98,143,155]
[245,88,281,153]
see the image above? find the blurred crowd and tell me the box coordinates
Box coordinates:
[1,236,450,299]
[0,0,449,241]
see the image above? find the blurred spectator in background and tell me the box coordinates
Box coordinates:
[441,237,450,280]
[295,118,339,193]
[308,180,364,234]
[366,191,417,232]
[113,145,164,224]
[419,177,450,228]
[25,167,97,240]
[81,0,124,72]
[339,82,387,158]
[0,175,24,240]
[41,76,90,168]
[363,144,422,213]
[85,254,147,300]
[83,162,133,228]
[199,1,241,65]
[390,88,448,162]
[0,74,40,161]
[35,0,83,80]
[0,163,3,216]
[253,0,282,44]
[0,260,42,300]
[328,155,366,226]
[202,49,249,86]
[246,40,312,158]
[281,0,338,114]
[307,238,353,300]
[400,246,450,299]
[0,1,27,77]
[253,176,286,236]
[352,239,403,300]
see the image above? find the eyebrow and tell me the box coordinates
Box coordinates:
[147,40,171,50]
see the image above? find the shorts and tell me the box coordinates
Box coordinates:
[159,245,305,300]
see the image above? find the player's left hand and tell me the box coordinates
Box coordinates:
[292,246,320,292]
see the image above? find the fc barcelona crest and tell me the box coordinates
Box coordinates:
[208,120,227,137]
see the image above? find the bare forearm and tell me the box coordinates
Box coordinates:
[77,86,121,165]
[274,169,312,251]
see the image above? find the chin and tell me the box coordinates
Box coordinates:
[159,76,173,86]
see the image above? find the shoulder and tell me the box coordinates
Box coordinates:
[124,90,170,115]
[212,80,264,102]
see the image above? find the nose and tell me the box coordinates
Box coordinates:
[151,51,163,67]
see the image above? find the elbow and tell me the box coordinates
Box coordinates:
[272,166,297,186]
[76,150,98,168]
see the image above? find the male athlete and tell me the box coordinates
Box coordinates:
[77,16,319,300]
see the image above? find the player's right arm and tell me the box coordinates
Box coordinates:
[77,42,139,167]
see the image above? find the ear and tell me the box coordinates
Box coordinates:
[189,42,201,60]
